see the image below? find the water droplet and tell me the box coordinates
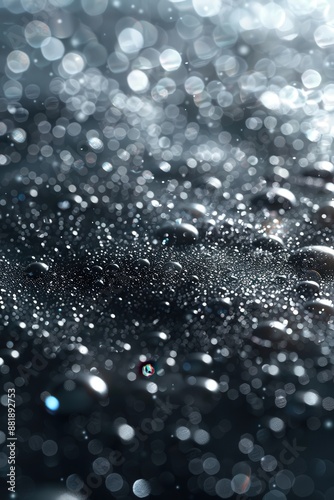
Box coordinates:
[302,161,334,181]
[253,235,285,252]
[305,299,334,318]
[289,246,334,277]
[251,187,297,211]
[163,260,183,274]
[251,321,287,349]
[204,298,232,318]
[296,280,320,297]
[105,263,120,275]
[24,262,49,278]
[133,258,150,271]
[156,222,199,245]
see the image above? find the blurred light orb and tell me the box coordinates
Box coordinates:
[260,3,286,29]
[81,0,108,15]
[159,49,182,71]
[127,70,149,92]
[314,25,334,48]
[21,0,46,13]
[184,76,205,95]
[118,28,144,54]
[192,0,221,17]
[25,20,51,48]
[62,53,85,74]
[45,396,60,412]
[41,37,65,61]
[302,69,322,89]
[7,50,30,73]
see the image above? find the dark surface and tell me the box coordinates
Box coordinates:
[0,1,334,500]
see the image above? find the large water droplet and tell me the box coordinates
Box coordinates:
[251,187,297,211]
[156,222,199,245]
[24,262,49,278]
[302,161,334,181]
[305,299,334,318]
[253,235,285,252]
[296,280,320,298]
[251,321,287,349]
[289,246,334,277]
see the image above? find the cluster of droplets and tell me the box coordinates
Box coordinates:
[1,0,334,176]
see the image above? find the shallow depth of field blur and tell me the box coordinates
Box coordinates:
[0,1,334,499]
